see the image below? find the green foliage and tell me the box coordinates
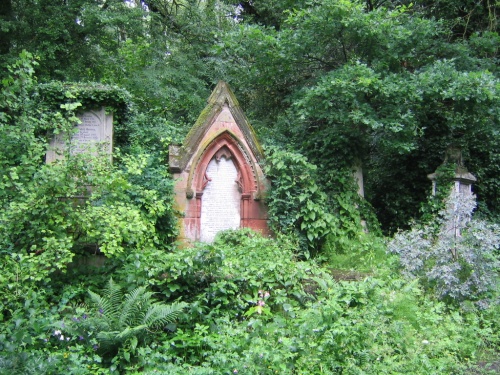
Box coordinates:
[419,162,456,223]
[0,51,178,259]
[2,0,151,81]
[37,81,131,122]
[0,55,179,372]
[156,229,315,317]
[2,226,499,374]
[389,192,500,304]
[69,278,186,361]
[0,148,176,268]
[217,0,500,232]
[2,1,500,373]
[264,146,336,254]
[264,146,380,262]
[4,0,500,233]
[139,275,493,374]
[323,230,387,272]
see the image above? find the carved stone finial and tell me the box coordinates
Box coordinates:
[444,145,463,166]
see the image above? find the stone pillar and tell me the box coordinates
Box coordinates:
[352,160,364,198]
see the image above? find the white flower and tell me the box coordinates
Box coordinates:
[422,340,429,345]
[59,335,65,341]
[54,330,61,336]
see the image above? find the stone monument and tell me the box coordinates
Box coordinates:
[427,146,476,196]
[46,107,113,163]
[169,81,269,243]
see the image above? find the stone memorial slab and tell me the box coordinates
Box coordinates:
[200,156,241,242]
[46,108,113,163]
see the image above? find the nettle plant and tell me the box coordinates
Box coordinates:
[389,191,500,305]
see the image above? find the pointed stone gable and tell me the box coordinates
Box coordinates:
[169,81,269,243]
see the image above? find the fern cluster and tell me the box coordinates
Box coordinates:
[80,279,186,352]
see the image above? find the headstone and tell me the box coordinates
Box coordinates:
[169,81,269,244]
[46,108,113,163]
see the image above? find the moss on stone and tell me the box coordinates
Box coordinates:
[173,81,265,171]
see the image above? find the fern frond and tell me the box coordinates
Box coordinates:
[119,286,148,328]
[88,289,111,314]
[106,278,124,318]
[89,279,187,352]
[96,330,121,348]
[142,301,187,329]
[115,325,148,342]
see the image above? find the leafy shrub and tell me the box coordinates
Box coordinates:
[323,230,388,272]
[389,192,500,304]
[151,276,483,374]
[264,146,336,255]
[155,229,316,318]
[0,53,178,287]
[264,146,380,261]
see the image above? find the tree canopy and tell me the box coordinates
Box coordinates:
[1,0,499,231]
[1,1,500,373]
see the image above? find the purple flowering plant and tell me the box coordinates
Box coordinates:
[244,290,271,317]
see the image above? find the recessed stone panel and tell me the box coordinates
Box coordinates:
[46,108,113,163]
[200,156,241,242]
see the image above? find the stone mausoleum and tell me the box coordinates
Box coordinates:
[169,81,269,243]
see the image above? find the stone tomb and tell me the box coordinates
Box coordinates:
[46,107,113,162]
[169,81,269,243]
[427,146,476,197]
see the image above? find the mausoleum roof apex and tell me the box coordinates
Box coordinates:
[170,81,264,173]
[207,80,241,107]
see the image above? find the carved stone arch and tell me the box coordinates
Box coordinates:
[169,81,270,243]
[187,130,259,199]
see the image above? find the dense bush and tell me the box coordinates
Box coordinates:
[2,220,499,374]
[389,192,500,304]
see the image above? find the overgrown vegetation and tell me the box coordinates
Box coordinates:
[390,192,500,304]
[1,0,500,373]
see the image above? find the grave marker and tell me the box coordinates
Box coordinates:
[169,81,269,243]
[46,107,113,163]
